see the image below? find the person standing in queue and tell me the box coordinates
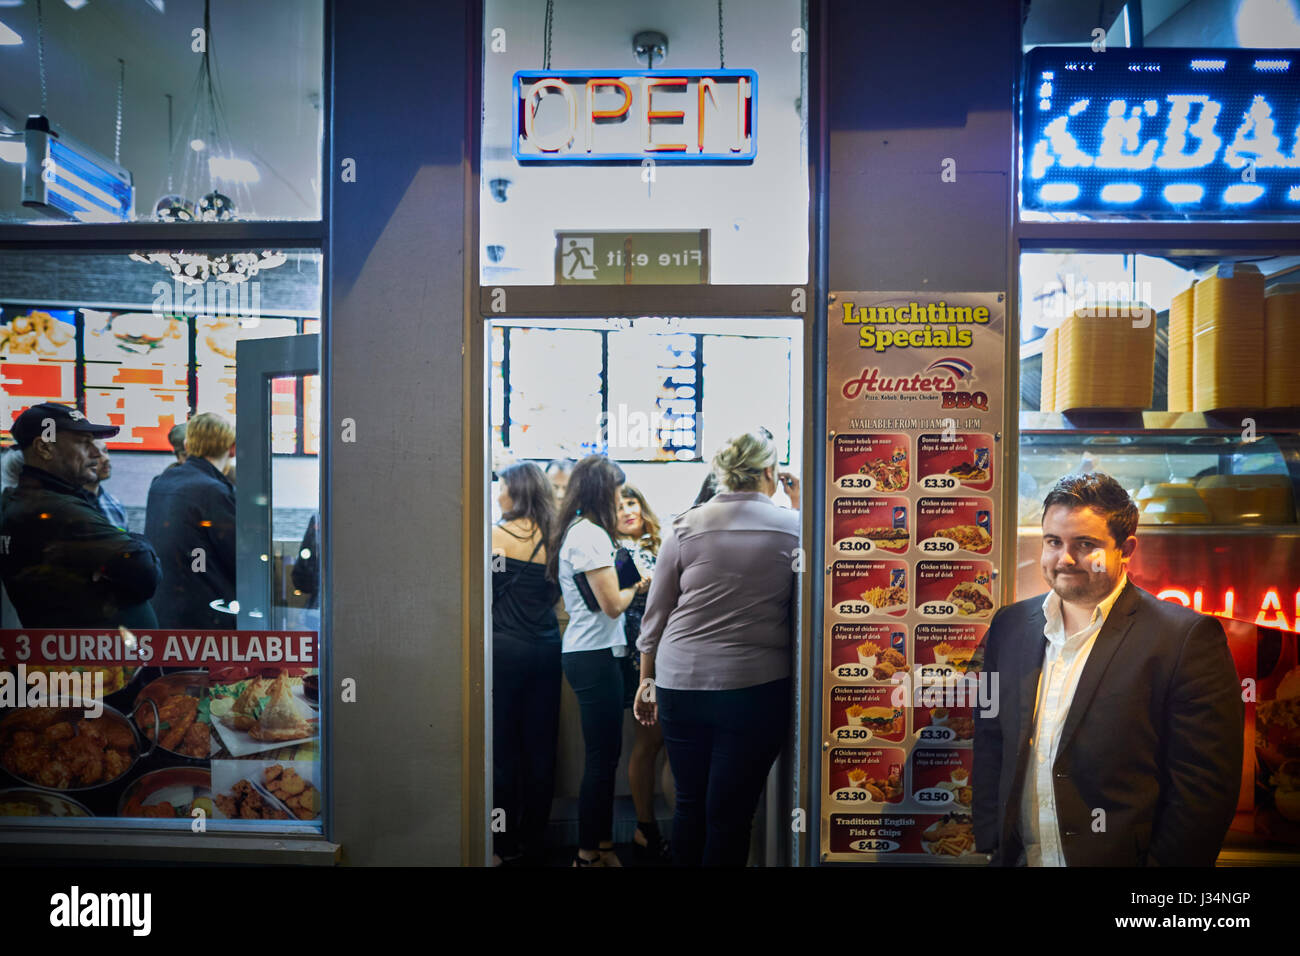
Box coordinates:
[145,412,237,628]
[83,439,128,530]
[549,454,641,867]
[1,403,161,628]
[615,483,667,862]
[974,472,1243,866]
[545,458,574,508]
[634,429,802,866]
[490,462,562,866]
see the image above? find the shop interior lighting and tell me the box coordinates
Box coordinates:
[63,0,89,10]
[144,0,164,12]
[0,19,22,45]
[0,136,24,164]
[208,155,260,183]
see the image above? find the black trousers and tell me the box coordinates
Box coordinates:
[561,648,625,850]
[657,677,790,866]
[492,632,562,860]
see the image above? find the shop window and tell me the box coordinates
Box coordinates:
[0,248,323,831]
[490,319,794,465]
[0,1,323,224]
[1020,0,1300,221]
[480,0,809,285]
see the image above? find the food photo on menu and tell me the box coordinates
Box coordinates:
[916,497,995,555]
[208,667,319,759]
[914,561,995,620]
[831,559,910,618]
[916,433,994,492]
[828,623,910,682]
[832,433,910,492]
[211,760,322,822]
[832,496,910,554]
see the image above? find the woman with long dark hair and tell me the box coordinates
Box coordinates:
[615,484,668,861]
[549,454,641,867]
[491,462,561,866]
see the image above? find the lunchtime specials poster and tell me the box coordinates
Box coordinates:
[821,292,1005,863]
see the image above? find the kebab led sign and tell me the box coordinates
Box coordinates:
[513,70,756,163]
[1023,47,1300,216]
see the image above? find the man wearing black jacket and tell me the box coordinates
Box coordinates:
[973,472,1243,866]
[145,412,237,629]
[1,403,161,628]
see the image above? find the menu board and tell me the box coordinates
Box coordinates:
[821,291,1004,864]
[0,630,322,829]
[0,308,77,438]
[82,310,190,451]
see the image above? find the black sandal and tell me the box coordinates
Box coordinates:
[633,828,671,863]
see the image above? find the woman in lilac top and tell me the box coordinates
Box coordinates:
[634,429,801,866]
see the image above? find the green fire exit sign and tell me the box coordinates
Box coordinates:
[555,230,709,285]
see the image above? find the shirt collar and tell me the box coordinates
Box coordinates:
[19,463,92,499]
[1041,571,1129,645]
[710,491,775,504]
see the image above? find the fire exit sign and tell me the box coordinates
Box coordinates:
[555,230,709,285]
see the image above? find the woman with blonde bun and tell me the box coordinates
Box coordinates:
[633,428,801,866]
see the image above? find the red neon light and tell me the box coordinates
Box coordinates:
[586,78,632,120]
[1154,585,1300,632]
[645,77,688,152]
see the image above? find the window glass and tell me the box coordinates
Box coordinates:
[0,0,323,223]
[481,0,809,285]
[0,248,322,831]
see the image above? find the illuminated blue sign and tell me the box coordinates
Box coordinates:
[1022,48,1300,216]
[22,116,133,222]
[513,69,756,163]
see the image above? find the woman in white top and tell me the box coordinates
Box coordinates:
[547,454,641,867]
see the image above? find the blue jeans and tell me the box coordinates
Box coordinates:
[657,677,791,866]
[562,649,625,850]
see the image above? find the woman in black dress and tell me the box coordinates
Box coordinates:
[491,462,561,865]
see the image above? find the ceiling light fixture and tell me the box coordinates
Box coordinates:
[63,0,89,10]
[0,19,22,45]
[132,0,284,285]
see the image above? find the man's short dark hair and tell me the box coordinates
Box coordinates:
[1042,472,1139,546]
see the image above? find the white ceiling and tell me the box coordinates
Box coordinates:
[0,0,323,222]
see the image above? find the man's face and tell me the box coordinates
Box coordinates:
[1040,504,1134,605]
[93,440,112,481]
[548,469,569,505]
[34,430,102,486]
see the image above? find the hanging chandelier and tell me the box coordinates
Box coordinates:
[130,0,284,286]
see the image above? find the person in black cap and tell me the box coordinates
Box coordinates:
[1,402,161,627]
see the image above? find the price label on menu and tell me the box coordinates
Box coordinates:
[850,838,900,853]
[919,601,958,618]
[834,727,874,743]
[917,726,956,743]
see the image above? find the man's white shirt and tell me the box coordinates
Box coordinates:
[1018,572,1128,866]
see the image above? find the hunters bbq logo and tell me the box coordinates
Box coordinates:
[842,357,987,411]
[841,300,991,353]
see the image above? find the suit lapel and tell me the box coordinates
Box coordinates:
[1053,581,1141,759]
[1017,603,1047,750]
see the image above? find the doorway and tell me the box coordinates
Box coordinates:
[484,314,805,865]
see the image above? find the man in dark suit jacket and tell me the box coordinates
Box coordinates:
[974,472,1243,866]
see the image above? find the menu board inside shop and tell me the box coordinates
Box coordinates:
[822,291,1005,864]
[0,630,322,828]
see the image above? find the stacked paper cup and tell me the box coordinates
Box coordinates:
[1040,326,1058,412]
[1264,284,1300,408]
[1193,263,1264,410]
[1167,284,1194,413]
[1055,303,1156,411]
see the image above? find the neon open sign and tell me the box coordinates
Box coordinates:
[1022,47,1300,216]
[513,69,756,163]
